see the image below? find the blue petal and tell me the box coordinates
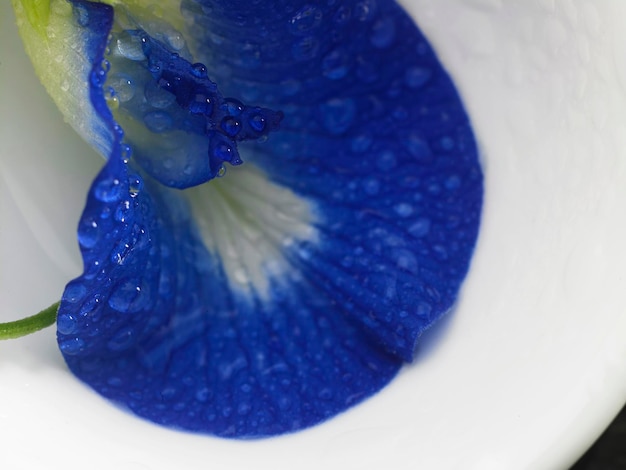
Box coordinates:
[57,0,482,437]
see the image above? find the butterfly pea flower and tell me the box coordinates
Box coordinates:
[9,0,483,437]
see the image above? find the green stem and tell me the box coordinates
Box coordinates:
[0,301,59,340]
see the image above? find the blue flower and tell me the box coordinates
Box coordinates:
[13,0,482,437]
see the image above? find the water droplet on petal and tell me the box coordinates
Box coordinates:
[440,136,455,150]
[405,66,431,88]
[333,5,351,24]
[115,200,131,222]
[248,114,266,132]
[108,73,135,102]
[292,36,320,61]
[319,98,356,134]
[394,202,413,217]
[220,117,241,137]
[221,99,243,117]
[321,48,350,80]
[60,337,85,355]
[445,174,461,190]
[144,81,176,109]
[165,30,185,50]
[355,0,377,21]
[94,176,122,202]
[289,5,323,35]
[57,313,78,335]
[351,134,373,153]
[108,326,136,351]
[370,16,396,48]
[63,283,87,303]
[408,218,431,238]
[376,150,397,171]
[129,174,143,197]
[362,177,380,195]
[189,93,213,115]
[144,111,173,133]
[108,278,151,313]
[116,32,146,61]
[403,133,432,162]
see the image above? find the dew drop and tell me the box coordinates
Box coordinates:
[354,0,376,21]
[445,174,461,190]
[318,388,333,400]
[405,66,432,88]
[289,5,323,35]
[278,396,292,411]
[144,81,176,109]
[356,58,378,83]
[129,174,143,197]
[191,63,207,78]
[362,177,380,195]
[408,218,431,238]
[417,302,432,319]
[107,377,122,387]
[440,136,455,151]
[78,218,99,248]
[144,111,173,133]
[108,74,135,102]
[165,30,185,50]
[104,86,119,110]
[394,202,413,217]
[376,150,397,171]
[370,16,396,48]
[107,326,136,351]
[57,313,78,335]
[233,268,249,285]
[319,98,356,134]
[351,134,372,153]
[403,133,432,163]
[237,402,252,415]
[116,32,146,61]
[195,387,211,402]
[433,245,448,260]
[333,5,351,24]
[220,117,241,136]
[108,278,150,313]
[94,176,122,202]
[115,200,131,222]
[248,114,266,132]
[189,93,213,115]
[238,43,261,69]
[280,79,301,96]
[321,48,350,80]
[79,295,102,318]
[292,36,320,61]
[59,337,85,355]
[394,249,418,273]
[63,283,87,303]
[222,99,244,116]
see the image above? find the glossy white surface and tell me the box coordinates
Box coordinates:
[1,1,626,469]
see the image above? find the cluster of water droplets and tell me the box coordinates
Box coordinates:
[99,12,281,188]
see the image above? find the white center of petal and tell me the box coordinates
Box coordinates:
[186,164,318,299]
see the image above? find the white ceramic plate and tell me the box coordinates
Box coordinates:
[2,1,626,469]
